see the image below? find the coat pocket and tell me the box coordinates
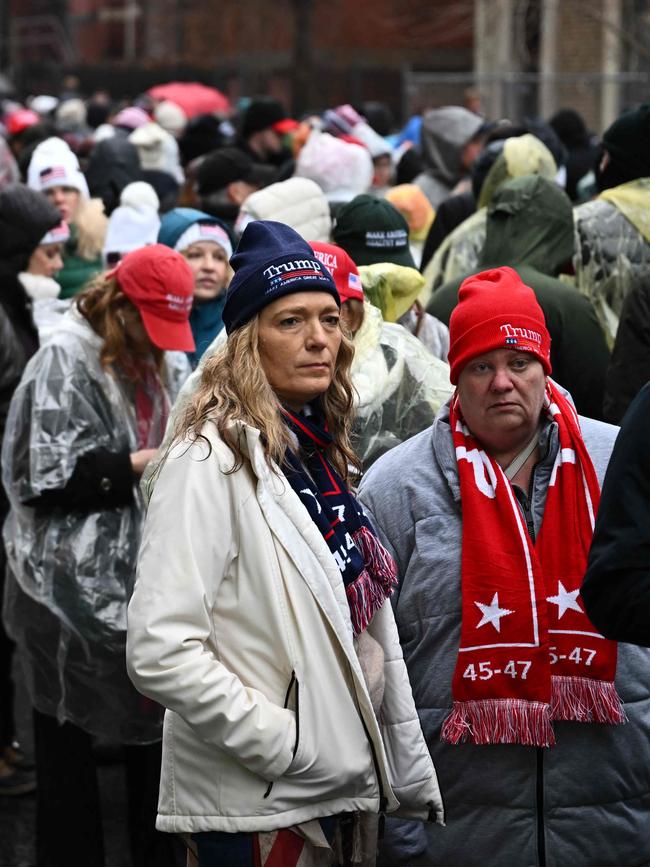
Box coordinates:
[263,671,299,799]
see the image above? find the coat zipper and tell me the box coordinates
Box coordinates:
[263,671,298,799]
[536,748,546,866]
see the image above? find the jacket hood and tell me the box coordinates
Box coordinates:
[477,134,557,209]
[0,183,62,277]
[359,263,424,322]
[599,177,650,243]
[419,107,483,186]
[85,138,142,215]
[480,174,574,275]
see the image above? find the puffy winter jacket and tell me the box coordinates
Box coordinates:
[127,421,444,833]
[359,399,650,867]
[238,177,331,242]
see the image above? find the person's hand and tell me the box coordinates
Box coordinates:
[130,448,158,478]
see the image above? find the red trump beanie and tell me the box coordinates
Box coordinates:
[448,266,551,384]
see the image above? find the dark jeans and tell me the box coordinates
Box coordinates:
[193,832,256,867]
[33,709,180,867]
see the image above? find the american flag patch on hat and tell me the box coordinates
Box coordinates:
[40,166,68,183]
[348,273,362,291]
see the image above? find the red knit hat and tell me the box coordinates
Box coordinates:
[310,241,364,303]
[448,267,551,384]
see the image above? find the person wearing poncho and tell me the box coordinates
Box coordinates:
[358,267,650,867]
[127,220,442,867]
[3,245,195,866]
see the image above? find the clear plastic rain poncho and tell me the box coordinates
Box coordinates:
[420,134,558,305]
[349,303,452,467]
[2,307,187,743]
[573,177,650,343]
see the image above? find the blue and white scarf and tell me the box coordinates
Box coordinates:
[282,407,397,635]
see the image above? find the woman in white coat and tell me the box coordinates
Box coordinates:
[127,220,443,867]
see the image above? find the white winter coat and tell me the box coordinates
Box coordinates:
[127,421,443,834]
[238,176,332,242]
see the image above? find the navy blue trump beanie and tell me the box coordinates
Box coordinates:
[222,220,340,334]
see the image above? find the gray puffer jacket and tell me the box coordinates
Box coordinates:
[358,399,650,867]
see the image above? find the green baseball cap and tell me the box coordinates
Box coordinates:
[332,194,416,269]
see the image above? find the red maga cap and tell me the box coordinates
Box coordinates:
[310,241,364,303]
[272,118,300,135]
[6,108,39,136]
[111,244,195,352]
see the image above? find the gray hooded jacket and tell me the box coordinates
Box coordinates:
[358,399,650,867]
[414,107,483,208]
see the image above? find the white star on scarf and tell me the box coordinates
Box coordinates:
[474,592,514,632]
[546,580,583,619]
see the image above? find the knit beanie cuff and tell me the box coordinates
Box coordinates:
[222,221,340,335]
[448,313,551,384]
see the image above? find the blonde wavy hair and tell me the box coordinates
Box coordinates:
[172,316,360,482]
[76,275,164,376]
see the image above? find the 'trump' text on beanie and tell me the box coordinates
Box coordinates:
[222,220,339,334]
[448,266,552,384]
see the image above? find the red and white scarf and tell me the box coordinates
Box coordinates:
[441,381,625,747]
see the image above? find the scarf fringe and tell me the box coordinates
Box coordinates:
[353,526,399,589]
[348,527,399,634]
[551,675,627,724]
[441,699,555,747]
[346,568,391,636]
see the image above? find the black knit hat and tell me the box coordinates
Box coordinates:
[602,103,650,179]
[222,220,339,335]
[0,183,61,277]
[241,98,289,138]
[197,148,277,195]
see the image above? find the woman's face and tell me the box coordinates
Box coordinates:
[121,302,155,356]
[44,185,80,223]
[184,241,229,302]
[457,348,546,457]
[27,243,64,278]
[258,291,342,411]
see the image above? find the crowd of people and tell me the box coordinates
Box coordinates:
[0,83,649,867]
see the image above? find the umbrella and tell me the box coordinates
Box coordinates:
[147,82,231,118]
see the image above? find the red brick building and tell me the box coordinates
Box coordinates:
[6,0,474,121]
